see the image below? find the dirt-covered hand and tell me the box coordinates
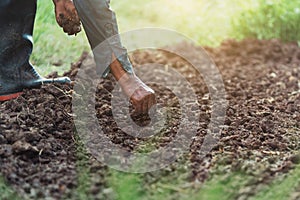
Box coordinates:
[119,75,156,115]
[53,0,81,35]
[109,54,156,115]
[130,83,156,115]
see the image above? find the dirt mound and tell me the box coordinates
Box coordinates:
[204,39,300,195]
[0,38,299,199]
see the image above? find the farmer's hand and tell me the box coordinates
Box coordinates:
[109,55,156,115]
[128,79,156,115]
[119,74,156,115]
[53,0,81,35]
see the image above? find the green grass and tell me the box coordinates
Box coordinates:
[231,0,300,42]
[191,172,252,200]
[190,162,300,200]
[106,155,192,200]
[0,176,20,200]
[108,171,145,200]
[249,163,300,200]
[106,164,255,200]
[107,170,186,200]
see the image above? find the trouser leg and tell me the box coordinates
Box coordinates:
[73,0,134,77]
[0,0,70,99]
[0,0,37,78]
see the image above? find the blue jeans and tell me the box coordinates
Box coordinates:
[73,0,134,77]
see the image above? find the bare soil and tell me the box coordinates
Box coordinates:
[0,38,299,199]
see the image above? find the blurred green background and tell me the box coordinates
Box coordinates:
[32,0,300,76]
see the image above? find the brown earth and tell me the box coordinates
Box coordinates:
[0,38,299,199]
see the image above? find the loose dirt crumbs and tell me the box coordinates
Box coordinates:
[0,39,299,199]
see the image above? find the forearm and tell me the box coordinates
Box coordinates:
[73,0,133,77]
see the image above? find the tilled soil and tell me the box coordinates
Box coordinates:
[0,38,299,199]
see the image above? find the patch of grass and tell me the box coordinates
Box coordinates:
[107,155,191,200]
[0,176,20,200]
[249,163,300,200]
[190,172,252,200]
[108,170,145,200]
[144,168,192,200]
[231,0,300,43]
[107,169,189,200]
